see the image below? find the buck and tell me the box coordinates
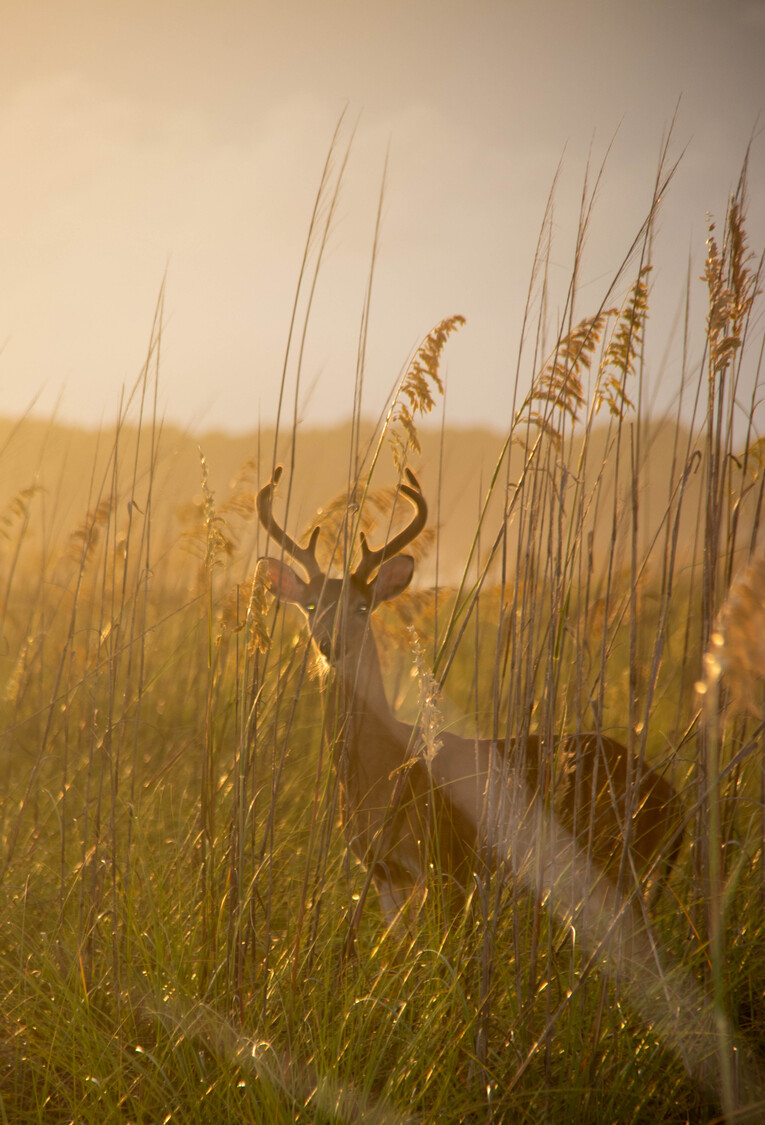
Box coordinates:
[257,466,683,930]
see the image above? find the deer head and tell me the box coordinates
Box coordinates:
[256,466,427,670]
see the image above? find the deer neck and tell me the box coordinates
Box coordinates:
[327,629,397,742]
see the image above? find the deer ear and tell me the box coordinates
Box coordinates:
[371,555,415,606]
[261,558,309,605]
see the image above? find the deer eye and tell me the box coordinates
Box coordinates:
[357,602,369,616]
[306,603,316,614]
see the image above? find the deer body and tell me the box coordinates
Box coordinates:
[258,467,682,928]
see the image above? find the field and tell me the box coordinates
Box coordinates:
[1,158,765,1124]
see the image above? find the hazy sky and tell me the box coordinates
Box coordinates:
[1,0,764,436]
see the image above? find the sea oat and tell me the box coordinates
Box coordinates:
[66,498,114,565]
[388,314,464,469]
[697,553,765,716]
[5,634,35,704]
[595,266,651,418]
[246,559,273,655]
[408,625,443,765]
[304,483,436,574]
[179,448,236,573]
[301,481,365,572]
[221,455,259,522]
[516,311,613,445]
[0,482,41,542]
[703,198,759,381]
[218,562,271,654]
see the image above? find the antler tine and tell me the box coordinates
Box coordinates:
[355,468,428,583]
[256,465,324,580]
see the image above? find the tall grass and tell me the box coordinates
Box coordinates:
[1,140,764,1123]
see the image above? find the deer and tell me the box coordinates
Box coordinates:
[256,465,684,933]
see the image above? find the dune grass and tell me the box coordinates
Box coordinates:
[1,142,765,1123]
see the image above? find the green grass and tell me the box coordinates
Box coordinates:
[1,141,764,1123]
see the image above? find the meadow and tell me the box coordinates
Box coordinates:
[1,149,764,1124]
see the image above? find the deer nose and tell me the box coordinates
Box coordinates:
[319,638,332,659]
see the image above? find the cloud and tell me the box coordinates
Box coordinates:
[0,2,762,436]
[738,0,765,29]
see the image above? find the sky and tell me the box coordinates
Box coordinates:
[1,0,764,438]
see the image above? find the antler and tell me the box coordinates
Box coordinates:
[354,468,428,583]
[256,465,324,580]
